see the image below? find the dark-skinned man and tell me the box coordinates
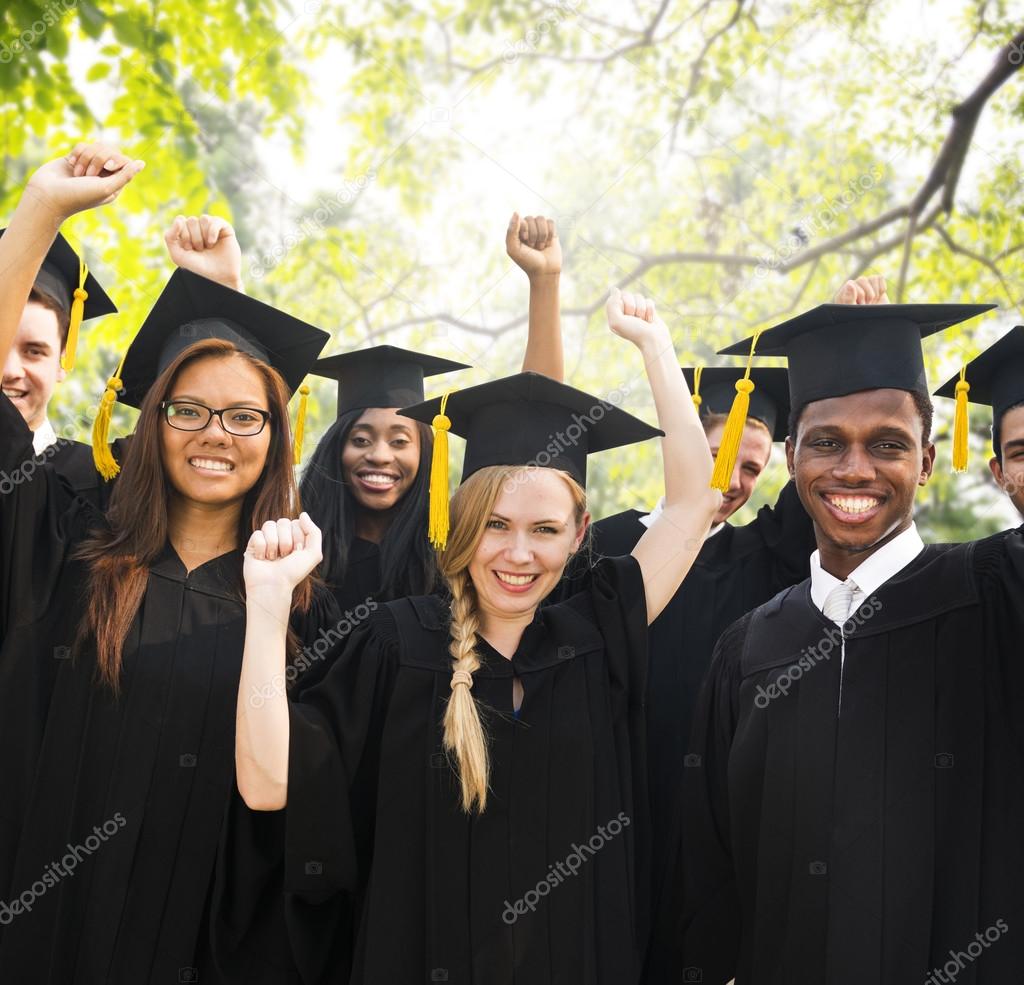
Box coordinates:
[672,299,1023,985]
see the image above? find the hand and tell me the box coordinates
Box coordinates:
[243,513,323,595]
[165,214,243,291]
[506,212,562,278]
[834,275,888,304]
[605,286,670,350]
[25,143,144,221]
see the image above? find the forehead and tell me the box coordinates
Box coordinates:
[800,388,919,432]
[352,407,413,431]
[170,353,268,401]
[705,419,773,459]
[17,302,62,346]
[491,469,576,518]
[1001,405,1024,444]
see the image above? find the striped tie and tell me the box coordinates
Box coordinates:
[823,578,858,626]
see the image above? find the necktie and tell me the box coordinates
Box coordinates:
[823,578,858,626]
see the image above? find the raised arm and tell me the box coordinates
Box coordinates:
[164,214,243,291]
[0,143,143,369]
[605,287,720,623]
[508,212,564,381]
[236,513,323,810]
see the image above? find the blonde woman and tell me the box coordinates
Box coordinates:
[235,287,720,983]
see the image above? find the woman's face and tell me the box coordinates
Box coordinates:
[469,469,588,621]
[159,354,272,507]
[340,407,421,511]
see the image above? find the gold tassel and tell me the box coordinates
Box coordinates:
[92,352,127,480]
[691,365,703,411]
[428,390,453,550]
[710,333,762,492]
[952,366,970,474]
[61,258,88,373]
[292,383,311,466]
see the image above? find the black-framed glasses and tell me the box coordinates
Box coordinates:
[160,400,272,436]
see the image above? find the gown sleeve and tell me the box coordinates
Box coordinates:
[283,607,401,984]
[977,526,1024,753]
[0,392,94,640]
[205,592,349,985]
[648,613,748,985]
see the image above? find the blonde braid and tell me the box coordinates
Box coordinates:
[443,569,490,812]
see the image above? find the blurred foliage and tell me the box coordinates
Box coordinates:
[2,0,1022,534]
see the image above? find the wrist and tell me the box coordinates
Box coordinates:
[528,271,560,286]
[245,583,295,619]
[13,188,66,234]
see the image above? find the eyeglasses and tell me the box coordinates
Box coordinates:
[160,400,272,436]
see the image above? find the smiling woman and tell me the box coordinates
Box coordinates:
[0,147,334,985]
[233,289,720,982]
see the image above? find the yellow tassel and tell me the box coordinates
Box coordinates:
[710,333,762,492]
[92,351,127,480]
[691,365,703,412]
[292,383,311,466]
[428,390,453,550]
[61,258,88,373]
[952,367,970,474]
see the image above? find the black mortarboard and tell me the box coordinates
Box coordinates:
[92,269,330,478]
[934,325,1024,465]
[401,371,662,487]
[684,366,790,441]
[400,372,662,547]
[313,345,470,417]
[719,303,995,408]
[116,269,330,409]
[2,228,117,371]
[934,326,1024,424]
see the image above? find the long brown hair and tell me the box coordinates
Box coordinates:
[437,464,587,812]
[76,338,313,688]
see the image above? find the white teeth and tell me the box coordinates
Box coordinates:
[495,572,538,586]
[190,457,234,472]
[826,495,880,514]
[2,388,27,398]
[359,472,398,486]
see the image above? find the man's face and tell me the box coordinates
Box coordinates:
[705,419,773,524]
[786,388,934,561]
[2,301,65,430]
[989,405,1024,520]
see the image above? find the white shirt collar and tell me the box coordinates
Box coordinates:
[32,418,58,456]
[638,497,725,539]
[809,522,925,613]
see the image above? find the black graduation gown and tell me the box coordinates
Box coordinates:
[327,536,381,616]
[677,532,1024,985]
[0,392,326,984]
[587,483,813,977]
[285,555,652,985]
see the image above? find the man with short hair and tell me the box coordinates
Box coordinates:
[675,300,1023,984]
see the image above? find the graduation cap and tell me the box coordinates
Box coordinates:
[934,325,1024,468]
[399,371,663,548]
[715,302,995,484]
[684,366,790,442]
[92,269,330,478]
[1,228,117,372]
[312,345,470,417]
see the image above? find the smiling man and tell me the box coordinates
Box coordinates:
[1,229,117,504]
[673,301,1024,985]
[935,325,1024,521]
